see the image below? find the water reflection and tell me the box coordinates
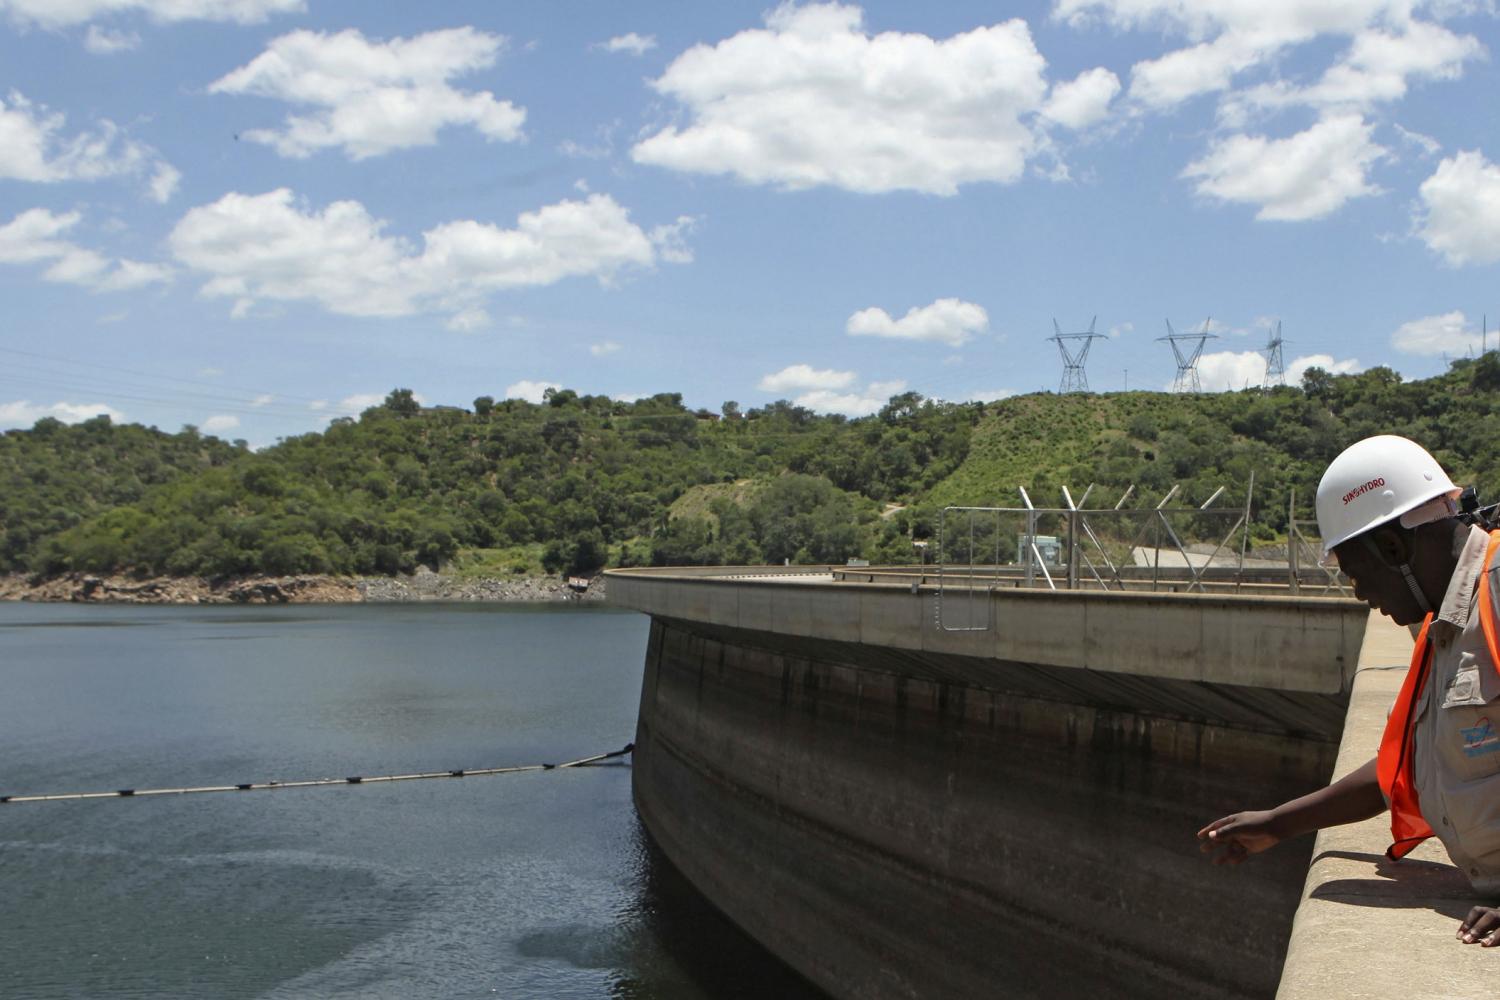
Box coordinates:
[607,818,826,999]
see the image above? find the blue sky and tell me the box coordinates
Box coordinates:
[1,0,1498,444]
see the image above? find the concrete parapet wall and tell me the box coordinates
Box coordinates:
[1276,614,1498,998]
[609,569,1369,698]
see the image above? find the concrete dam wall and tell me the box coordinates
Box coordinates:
[608,569,1371,999]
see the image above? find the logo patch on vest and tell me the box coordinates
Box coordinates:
[1461,717,1500,759]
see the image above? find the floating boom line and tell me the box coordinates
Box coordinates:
[0,744,634,805]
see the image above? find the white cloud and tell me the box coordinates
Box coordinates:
[1288,353,1361,380]
[794,379,907,417]
[599,32,657,55]
[1200,317,1255,337]
[559,122,622,162]
[446,306,490,332]
[961,388,1016,402]
[758,363,856,394]
[1391,310,1484,355]
[202,414,240,432]
[1055,1,1469,112]
[0,0,302,29]
[250,393,273,406]
[327,391,424,415]
[631,3,1051,195]
[336,393,385,412]
[0,399,124,428]
[1193,348,1360,390]
[590,340,622,357]
[1041,67,1122,129]
[1127,34,1265,110]
[169,189,683,321]
[1393,123,1442,157]
[209,28,526,160]
[0,91,178,201]
[846,298,989,347]
[757,363,901,415]
[0,208,173,292]
[1108,321,1133,338]
[1222,21,1482,119]
[505,379,560,404]
[308,399,327,411]
[149,162,181,203]
[1056,0,1410,38]
[1415,150,1500,266]
[1195,350,1272,390]
[1181,114,1384,221]
[197,367,223,377]
[649,215,698,264]
[83,25,139,52]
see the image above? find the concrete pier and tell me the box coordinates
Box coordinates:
[610,567,1371,998]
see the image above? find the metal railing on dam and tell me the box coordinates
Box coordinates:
[608,565,1372,999]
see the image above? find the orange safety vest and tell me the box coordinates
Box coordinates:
[1377,529,1500,859]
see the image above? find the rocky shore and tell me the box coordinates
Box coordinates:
[0,566,606,605]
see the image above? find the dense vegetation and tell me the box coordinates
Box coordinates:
[0,416,244,573]
[4,354,1499,580]
[1,388,973,578]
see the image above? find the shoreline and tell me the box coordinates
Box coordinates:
[0,568,607,605]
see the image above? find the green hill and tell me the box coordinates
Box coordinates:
[5,355,1499,579]
[0,415,244,573]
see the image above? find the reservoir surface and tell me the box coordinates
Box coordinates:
[0,602,822,999]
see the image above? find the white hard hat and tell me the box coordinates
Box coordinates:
[1315,435,1460,558]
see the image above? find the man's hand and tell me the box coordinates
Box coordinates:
[1197,758,1387,867]
[1197,811,1283,865]
[1458,906,1500,947]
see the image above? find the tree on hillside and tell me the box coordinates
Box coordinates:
[384,388,421,416]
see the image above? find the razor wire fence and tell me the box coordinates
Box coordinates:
[933,479,1351,631]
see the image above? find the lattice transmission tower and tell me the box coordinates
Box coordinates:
[1047,316,1105,393]
[1262,320,1286,388]
[1158,318,1217,393]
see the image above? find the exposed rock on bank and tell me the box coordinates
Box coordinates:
[0,569,605,605]
[357,566,606,603]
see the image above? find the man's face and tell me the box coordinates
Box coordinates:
[1331,529,1427,625]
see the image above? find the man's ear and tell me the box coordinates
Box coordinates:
[1370,524,1413,565]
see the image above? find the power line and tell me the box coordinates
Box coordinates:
[0,346,330,406]
[0,373,349,423]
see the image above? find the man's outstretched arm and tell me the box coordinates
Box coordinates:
[1198,757,1385,865]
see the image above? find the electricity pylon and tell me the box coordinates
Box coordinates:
[1261,320,1287,388]
[1158,318,1217,393]
[1047,316,1105,394]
